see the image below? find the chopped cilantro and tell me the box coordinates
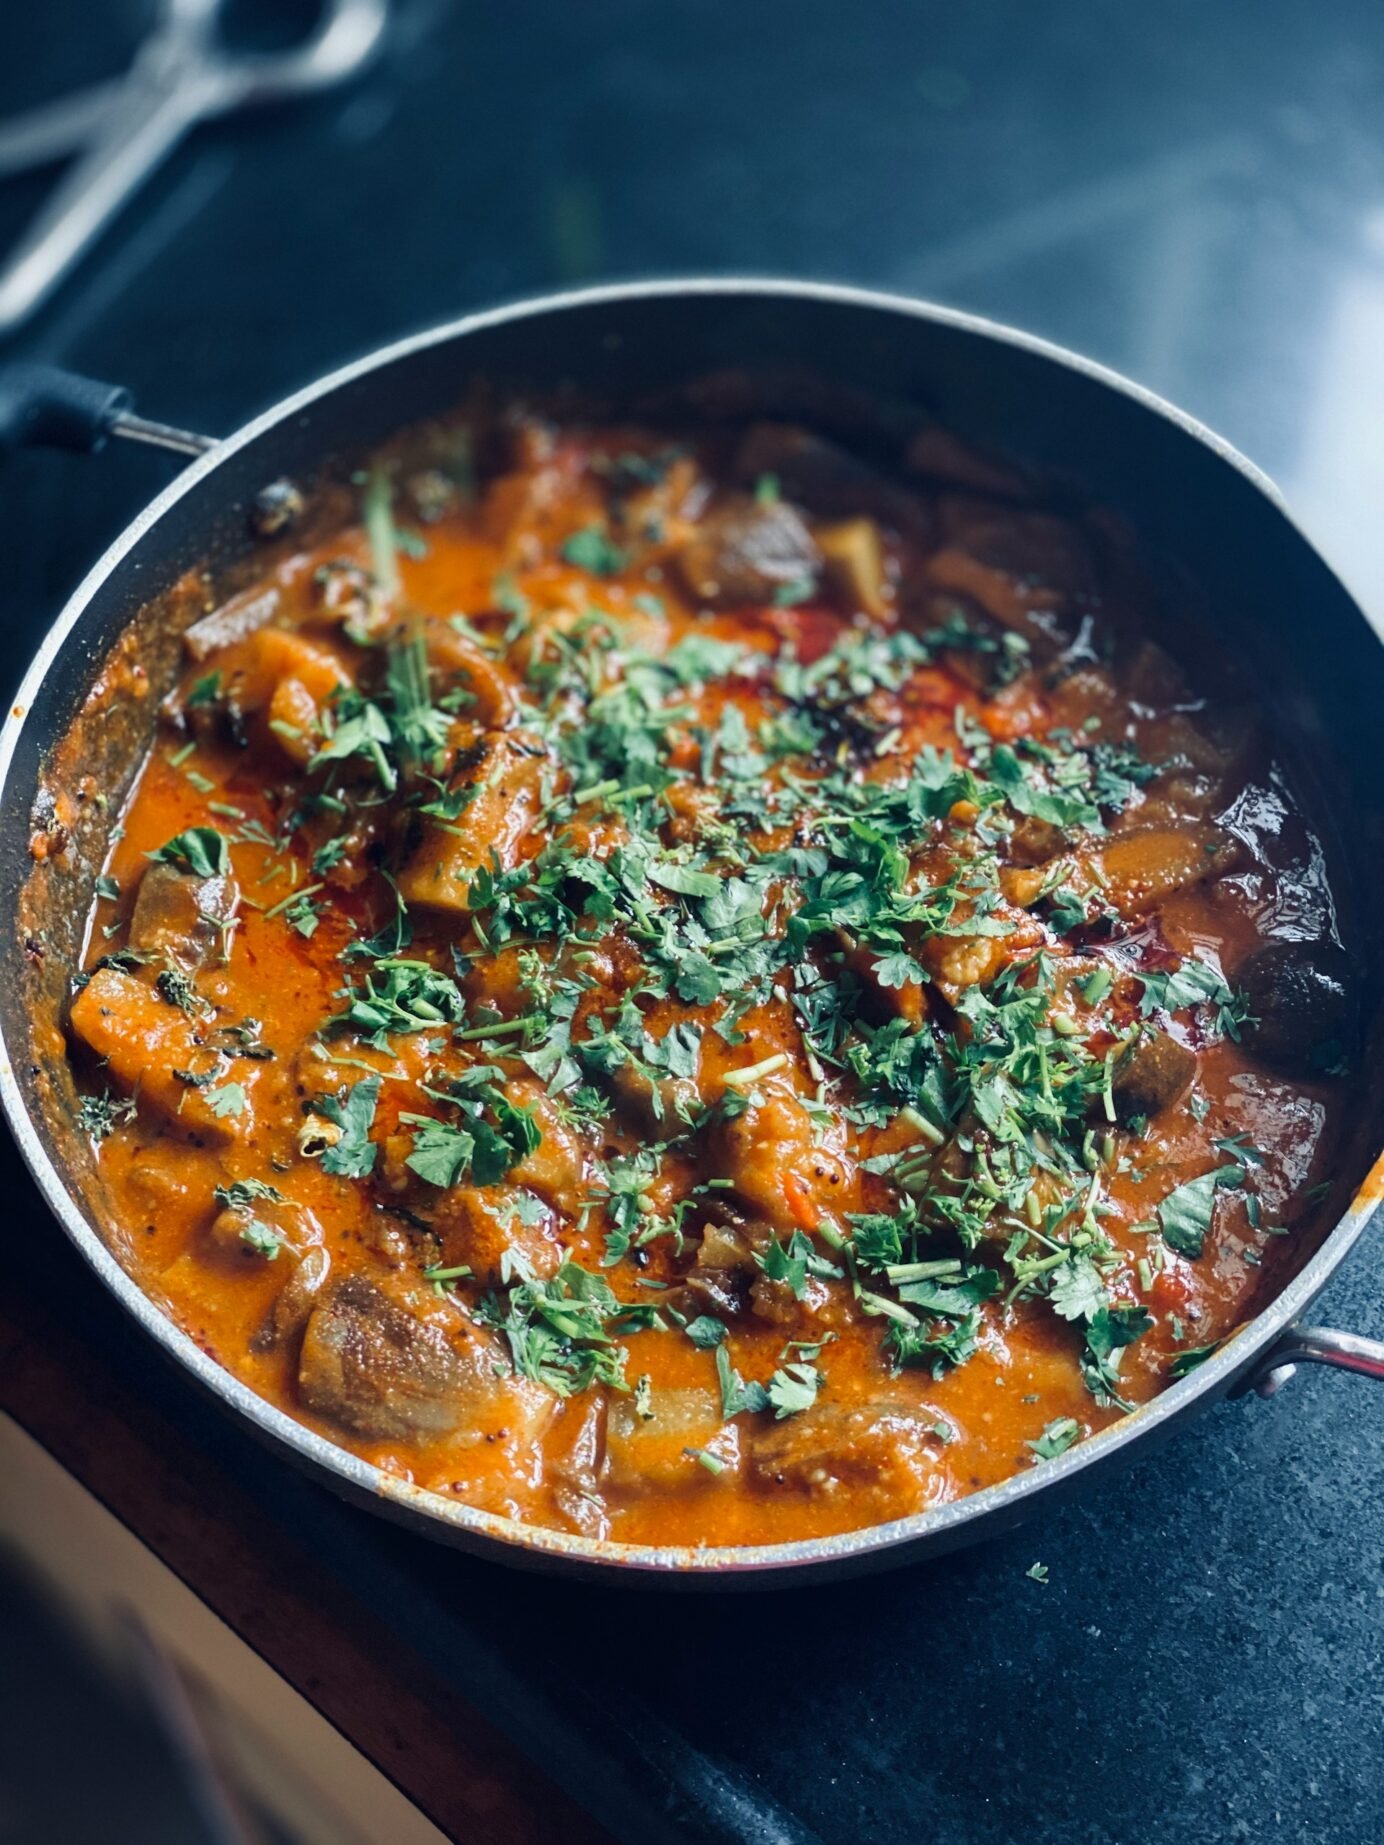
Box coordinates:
[560,526,627,575]
[149,827,229,878]
[1028,1417,1081,1461]
[317,1076,381,1179]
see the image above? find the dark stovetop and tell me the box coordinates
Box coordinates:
[3,5,1383,1841]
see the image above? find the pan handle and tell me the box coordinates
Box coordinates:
[0,361,214,459]
[1240,1325,1384,1399]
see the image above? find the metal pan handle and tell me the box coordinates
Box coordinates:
[1243,1325,1384,1399]
[0,361,213,459]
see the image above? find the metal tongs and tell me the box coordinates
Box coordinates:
[0,0,387,337]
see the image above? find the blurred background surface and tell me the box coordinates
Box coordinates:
[2,0,1383,673]
[2,5,1383,1843]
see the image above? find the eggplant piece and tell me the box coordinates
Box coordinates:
[1108,1029,1197,1121]
[607,1059,702,1133]
[732,423,931,546]
[1238,940,1357,1077]
[252,1247,332,1353]
[749,1403,937,1497]
[926,505,1097,653]
[674,495,820,607]
[182,588,279,661]
[670,1216,757,1320]
[298,1274,503,1441]
[904,424,1029,497]
[128,861,239,971]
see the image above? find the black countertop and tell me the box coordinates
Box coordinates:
[3,4,1382,1840]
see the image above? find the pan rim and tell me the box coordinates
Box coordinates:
[2,274,1379,1579]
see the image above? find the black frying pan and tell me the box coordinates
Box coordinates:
[2,279,1381,1587]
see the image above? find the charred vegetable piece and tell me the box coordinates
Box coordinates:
[299,1275,508,1441]
[1238,940,1357,1077]
[129,861,239,971]
[674,496,820,606]
[1108,1029,1197,1121]
[749,1403,940,1498]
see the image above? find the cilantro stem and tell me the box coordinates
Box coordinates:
[364,464,401,601]
[894,1105,944,1148]
[885,1258,963,1284]
[454,1013,537,1042]
[264,880,325,920]
[685,1446,726,1475]
[722,1051,789,1090]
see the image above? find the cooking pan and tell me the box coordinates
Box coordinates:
[2,279,1382,1587]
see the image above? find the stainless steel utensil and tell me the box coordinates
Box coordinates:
[0,0,387,335]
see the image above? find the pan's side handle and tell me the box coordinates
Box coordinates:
[1240,1326,1384,1399]
[0,361,214,459]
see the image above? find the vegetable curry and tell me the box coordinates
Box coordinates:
[62,408,1356,1547]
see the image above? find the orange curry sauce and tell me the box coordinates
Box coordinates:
[65,414,1350,1547]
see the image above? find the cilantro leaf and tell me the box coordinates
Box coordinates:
[560,526,627,575]
[206,1082,247,1120]
[401,1114,475,1188]
[715,1343,770,1418]
[78,1087,137,1141]
[318,1076,381,1178]
[239,1219,283,1259]
[1169,1339,1221,1378]
[1028,1416,1081,1461]
[1158,1165,1241,1258]
[761,1235,810,1299]
[149,827,229,878]
[214,1177,285,1210]
[1047,1255,1108,1323]
[648,860,721,899]
[766,1362,822,1419]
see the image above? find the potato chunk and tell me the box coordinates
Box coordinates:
[69,966,254,1141]
[1092,825,1244,918]
[395,734,546,914]
[715,1084,852,1233]
[426,1186,563,1286]
[605,1386,739,1492]
[817,518,889,618]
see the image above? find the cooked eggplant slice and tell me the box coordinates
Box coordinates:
[1238,940,1357,1077]
[674,495,820,606]
[1108,1029,1197,1121]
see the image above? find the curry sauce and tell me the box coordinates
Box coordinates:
[63,412,1356,1547]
